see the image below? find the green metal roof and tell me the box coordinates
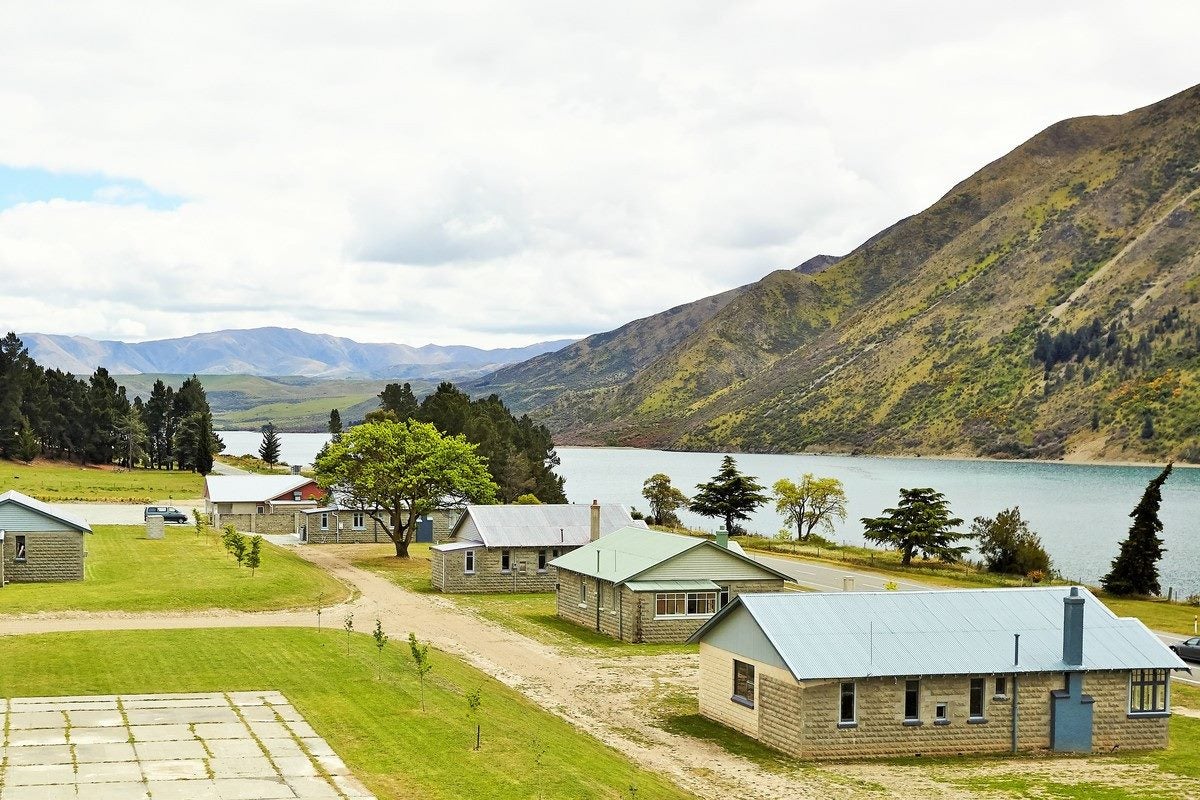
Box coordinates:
[548,526,792,586]
[625,579,721,592]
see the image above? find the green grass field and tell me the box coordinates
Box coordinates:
[0,628,694,800]
[355,545,692,657]
[0,525,349,614]
[0,459,204,502]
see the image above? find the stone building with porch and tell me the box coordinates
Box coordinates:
[687,587,1189,759]
[550,527,792,643]
[0,490,92,585]
[204,475,324,535]
[430,501,640,592]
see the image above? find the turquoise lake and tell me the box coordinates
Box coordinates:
[219,432,1200,596]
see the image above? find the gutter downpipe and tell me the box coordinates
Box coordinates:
[1011,633,1020,754]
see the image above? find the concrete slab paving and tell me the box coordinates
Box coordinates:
[0,691,377,800]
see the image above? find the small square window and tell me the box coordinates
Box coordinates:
[256,505,265,515]
[935,702,948,722]
[994,676,1008,698]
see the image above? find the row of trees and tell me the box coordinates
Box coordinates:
[369,381,566,504]
[0,332,221,470]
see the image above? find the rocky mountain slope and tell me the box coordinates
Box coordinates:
[20,327,573,380]
[480,84,1200,462]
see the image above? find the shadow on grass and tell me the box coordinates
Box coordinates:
[659,713,800,773]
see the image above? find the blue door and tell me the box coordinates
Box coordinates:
[415,518,434,543]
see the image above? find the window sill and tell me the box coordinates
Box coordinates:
[464,572,475,576]
[837,721,857,729]
[577,604,587,609]
[1127,711,1169,719]
[967,717,988,725]
[653,614,716,621]
[902,719,923,727]
[992,695,1009,702]
[731,696,754,710]
[934,719,950,726]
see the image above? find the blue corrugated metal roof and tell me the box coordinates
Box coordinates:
[453,504,642,547]
[691,587,1187,680]
[0,490,91,533]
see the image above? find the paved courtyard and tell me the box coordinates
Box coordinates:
[0,692,375,800]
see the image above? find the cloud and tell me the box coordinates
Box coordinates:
[1,1,1198,348]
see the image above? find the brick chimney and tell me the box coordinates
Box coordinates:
[590,499,601,542]
[1063,586,1085,666]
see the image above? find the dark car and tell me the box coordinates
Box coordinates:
[145,506,188,524]
[1170,636,1200,663]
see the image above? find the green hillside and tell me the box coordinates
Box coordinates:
[492,84,1200,462]
[116,374,429,432]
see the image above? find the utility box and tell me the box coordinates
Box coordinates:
[146,516,165,540]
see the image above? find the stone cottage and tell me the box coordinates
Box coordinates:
[687,587,1189,759]
[204,475,324,535]
[0,490,92,585]
[550,527,792,643]
[299,504,459,544]
[430,501,641,592]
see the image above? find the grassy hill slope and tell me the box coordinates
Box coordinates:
[506,84,1200,461]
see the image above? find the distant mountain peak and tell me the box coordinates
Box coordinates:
[793,254,841,274]
[17,327,574,381]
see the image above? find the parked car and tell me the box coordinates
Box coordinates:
[1169,637,1200,663]
[145,506,188,524]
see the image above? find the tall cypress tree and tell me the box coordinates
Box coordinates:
[1101,464,1172,596]
[328,409,342,441]
[259,422,282,466]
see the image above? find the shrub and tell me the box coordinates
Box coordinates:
[971,507,1053,577]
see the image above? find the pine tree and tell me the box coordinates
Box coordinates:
[1101,464,1172,596]
[259,422,282,466]
[688,456,767,535]
[329,409,342,441]
[861,488,969,565]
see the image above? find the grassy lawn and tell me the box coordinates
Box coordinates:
[0,628,693,800]
[356,545,694,657]
[0,458,204,502]
[0,525,349,614]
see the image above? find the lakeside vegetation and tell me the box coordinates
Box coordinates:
[0,628,693,800]
[0,524,349,614]
[0,459,204,502]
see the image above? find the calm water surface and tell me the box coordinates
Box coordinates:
[218,432,1200,595]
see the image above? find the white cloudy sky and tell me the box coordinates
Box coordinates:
[1,1,1197,348]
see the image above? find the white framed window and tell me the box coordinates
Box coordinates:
[1129,669,1169,714]
[719,586,730,608]
[256,505,265,515]
[293,491,302,501]
[352,512,365,530]
[464,550,475,574]
[994,676,1008,699]
[580,579,587,604]
[935,702,949,724]
[501,549,511,572]
[654,591,717,618]
[839,681,856,726]
[537,549,547,572]
[14,535,27,561]
[904,679,921,722]
[320,513,329,531]
[732,660,755,708]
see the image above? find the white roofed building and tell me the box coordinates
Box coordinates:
[0,490,92,586]
[430,501,643,593]
[204,475,324,535]
[688,587,1189,759]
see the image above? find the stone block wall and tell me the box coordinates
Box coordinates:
[2,531,85,583]
[634,579,786,644]
[433,545,574,593]
[214,513,301,535]
[697,643,797,741]
[1089,670,1170,751]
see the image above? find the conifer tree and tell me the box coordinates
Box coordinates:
[329,409,343,441]
[1101,464,1172,596]
[259,422,282,466]
[689,456,767,535]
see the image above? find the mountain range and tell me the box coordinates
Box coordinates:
[469,83,1200,462]
[18,327,574,381]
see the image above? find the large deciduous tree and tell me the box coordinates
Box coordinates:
[861,487,969,565]
[970,506,1052,576]
[773,474,847,542]
[1101,463,1172,596]
[314,419,497,557]
[642,473,689,527]
[689,456,767,535]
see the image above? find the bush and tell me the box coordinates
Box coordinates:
[971,507,1053,577]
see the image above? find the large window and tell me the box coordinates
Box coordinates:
[732,660,755,708]
[904,679,921,722]
[464,550,475,574]
[839,681,856,725]
[1130,669,1169,714]
[501,549,511,572]
[655,591,717,617]
[969,677,986,719]
[14,535,27,561]
[352,512,365,530]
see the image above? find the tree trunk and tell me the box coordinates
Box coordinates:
[394,537,409,558]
